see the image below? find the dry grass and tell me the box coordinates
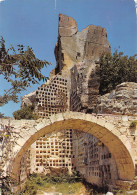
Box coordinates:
[36,182,88,195]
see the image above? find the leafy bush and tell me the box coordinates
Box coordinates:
[13,105,38,120]
[99,50,137,95]
[130,121,137,128]
[29,171,82,184]
[15,172,83,195]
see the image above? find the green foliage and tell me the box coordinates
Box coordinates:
[15,172,83,195]
[99,50,137,95]
[0,37,51,108]
[130,121,137,128]
[29,171,82,184]
[15,172,107,195]
[13,105,38,120]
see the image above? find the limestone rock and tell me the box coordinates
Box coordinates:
[50,68,56,78]
[21,91,36,107]
[95,82,137,115]
[58,14,78,37]
[55,14,111,111]
[22,14,111,113]
[55,14,111,74]
[106,192,114,195]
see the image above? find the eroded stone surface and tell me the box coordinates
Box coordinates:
[54,14,111,110]
[95,82,137,115]
[55,14,110,73]
[21,91,36,107]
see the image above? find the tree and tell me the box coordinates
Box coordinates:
[0,37,51,116]
[99,50,137,95]
[13,105,38,120]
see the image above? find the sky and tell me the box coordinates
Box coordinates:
[0,0,137,117]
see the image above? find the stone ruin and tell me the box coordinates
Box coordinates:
[22,14,137,116]
[17,14,137,190]
[22,13,111,113]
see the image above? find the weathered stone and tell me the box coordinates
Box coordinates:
[21,91,36,107]
[1,112,137,183]
[21,14,111,115]
[55,14,110,73]
[58,14,78,37]
[54,14,111,111]
[95,82,137,115]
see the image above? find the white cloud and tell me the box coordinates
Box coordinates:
[0,0,4,2]
[134,0,137,15]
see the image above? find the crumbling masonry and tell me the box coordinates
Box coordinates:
[19,14,137,189]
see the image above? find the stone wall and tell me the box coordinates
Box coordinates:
[29,130,74,175]
[73,131,118,189]
[35,75,69,118]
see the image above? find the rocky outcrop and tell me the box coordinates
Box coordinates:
[55,14,111,74]
[21,14,111,113]
[21,14,137,116]
[21,91,36,107]
[95,82,137,115]
[55,14,111,111]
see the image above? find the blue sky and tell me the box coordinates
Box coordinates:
[0,0,137,117]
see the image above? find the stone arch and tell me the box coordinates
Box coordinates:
[10,112,135,182]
